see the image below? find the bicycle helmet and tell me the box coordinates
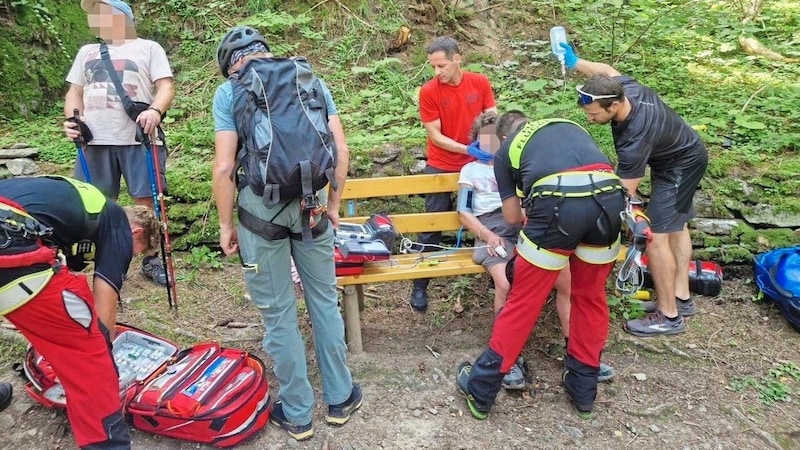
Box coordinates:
[217,26,270,77]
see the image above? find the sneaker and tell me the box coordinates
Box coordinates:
[562,370,593,419]
[640,297,696,316]
[597,363,615,382]
[326,383,363,425]
[410,286,428,312]
[141,256,170,287]
[270,401,313,441]
[0,382,12,412]
[501,357,526,390]
[456,362,489,420]
[625,310,686,337]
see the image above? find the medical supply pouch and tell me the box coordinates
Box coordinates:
[22,323,178,408]
[126,341,271,448]
[22,324,270,448]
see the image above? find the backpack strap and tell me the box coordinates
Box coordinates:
[299,160,315,248]
[99,42,166,142]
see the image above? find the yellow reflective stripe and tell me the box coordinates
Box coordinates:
[532,171,620,189]
[0,202,34,220]
[59,177,106,214]
[574,235,621,265]
[515,232,569,270]
[0,269,54,315]
[530,185,622,198]
[508,118,583,169]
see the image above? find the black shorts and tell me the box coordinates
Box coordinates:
[647,144,708,233]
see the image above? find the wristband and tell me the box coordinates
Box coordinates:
[149,107,163,116]
[478,226,488,241]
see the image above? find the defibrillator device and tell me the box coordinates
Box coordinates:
[335,212,397,249]
[334,212,396,276]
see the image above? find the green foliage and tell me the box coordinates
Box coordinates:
[606,293,646,321]
[0,0,93,118]
[731,361,800,405]
[183,245,223,281]
[2,0,799,254]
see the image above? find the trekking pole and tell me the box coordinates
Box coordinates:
[72,108,92,183]
[138,126,177,310]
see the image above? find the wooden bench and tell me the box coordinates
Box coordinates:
[336,172,481,353]
[335,172,627,353]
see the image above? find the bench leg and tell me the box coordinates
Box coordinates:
[342,285,363,354]
[356,285,365,312]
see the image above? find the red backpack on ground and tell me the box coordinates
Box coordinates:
[22,324,271,448]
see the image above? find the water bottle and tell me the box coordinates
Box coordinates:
[550,26,568,63]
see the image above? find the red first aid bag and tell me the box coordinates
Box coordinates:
[22,324,271,448]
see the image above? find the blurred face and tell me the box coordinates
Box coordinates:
[478,124,500,154]
[87,4,133,40]
[428,51,462,86]
[581,101,620,125]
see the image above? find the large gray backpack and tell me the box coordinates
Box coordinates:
[231,57,337,207]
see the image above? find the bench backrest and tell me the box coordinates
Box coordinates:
[340,173,463,234]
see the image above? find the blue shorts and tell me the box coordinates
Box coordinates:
[74,144,167,200]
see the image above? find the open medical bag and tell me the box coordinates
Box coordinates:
[22,323,271,448]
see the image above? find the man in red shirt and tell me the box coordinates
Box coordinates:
[413,36,497,311]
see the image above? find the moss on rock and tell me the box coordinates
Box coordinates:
[0,1,93,118]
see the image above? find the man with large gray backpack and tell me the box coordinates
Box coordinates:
[211,26,361,441]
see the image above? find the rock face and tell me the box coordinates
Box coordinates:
[0,144,40,178]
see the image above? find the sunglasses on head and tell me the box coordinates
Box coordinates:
[576,85,620,105]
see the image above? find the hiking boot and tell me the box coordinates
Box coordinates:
[562,370,593,419]
[501,357,526,390]
[141,256,170,287]
[625,310,686,337]
[597,363,615,382]
[410,286,428,312]
[326,383,363,425]
[456,362,489,420]
[640,297,697,316]
[0,382,12,412]
[270,401,313,441]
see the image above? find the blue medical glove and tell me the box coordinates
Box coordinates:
[467,140,494,163]
[559,42,579,70]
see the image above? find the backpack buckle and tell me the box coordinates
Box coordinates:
[301,194,319,212]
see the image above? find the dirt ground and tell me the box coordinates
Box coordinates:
[2,259,800,450]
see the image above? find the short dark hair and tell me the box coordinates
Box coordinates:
[496,110,528,140]
[578,74,624,108]
[425,36,460,59]
[468,111,499,142]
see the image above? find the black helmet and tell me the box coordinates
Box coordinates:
[217,26,270,77]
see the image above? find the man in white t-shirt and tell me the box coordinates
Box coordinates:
[63,0,175,286]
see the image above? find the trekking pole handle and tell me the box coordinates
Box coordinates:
[72,108,81,144]
[136,125,152,147]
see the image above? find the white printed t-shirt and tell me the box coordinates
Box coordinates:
[66,39,173,146]
[457,162,502,216]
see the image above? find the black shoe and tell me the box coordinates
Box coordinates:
[269,401,313,441]
[326,383,363,425]
[0,382,12,412]
[410,286,428,312]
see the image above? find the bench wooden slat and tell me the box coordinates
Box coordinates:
[342,211,464,234]
[337,251,483,285]
[341,173,461,199]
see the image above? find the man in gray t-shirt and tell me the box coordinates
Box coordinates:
[561,42,708,338]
